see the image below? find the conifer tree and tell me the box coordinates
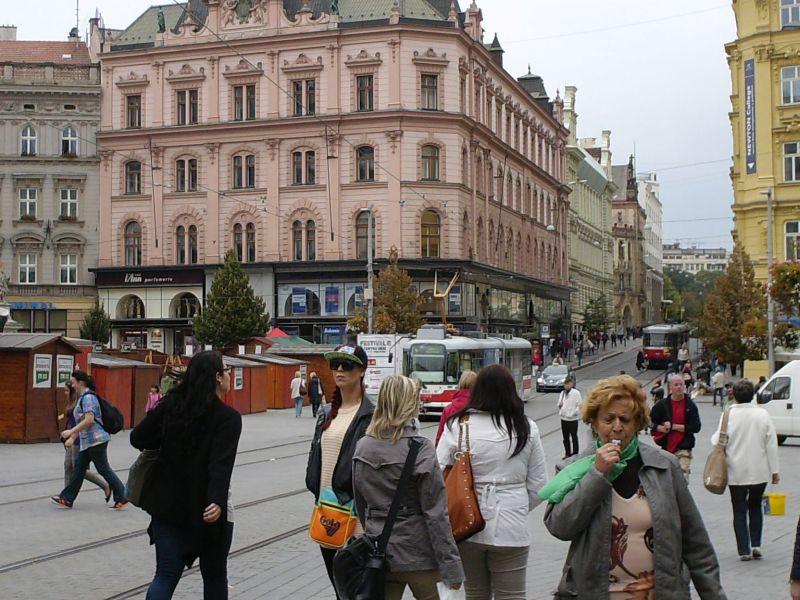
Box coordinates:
[193,250,270,348]
[79,298,111,344]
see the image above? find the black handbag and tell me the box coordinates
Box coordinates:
[333,437,423,600]
[125,449,159,507]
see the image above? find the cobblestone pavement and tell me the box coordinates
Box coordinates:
[1,343,796,599]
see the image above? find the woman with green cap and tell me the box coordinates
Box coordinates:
[541,375,726,599]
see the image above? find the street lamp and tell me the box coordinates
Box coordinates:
[760,187,775,376]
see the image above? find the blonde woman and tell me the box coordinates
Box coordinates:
[352,375,464,599]
[290,370,304,418]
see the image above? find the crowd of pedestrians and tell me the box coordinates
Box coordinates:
[46,339,795,600]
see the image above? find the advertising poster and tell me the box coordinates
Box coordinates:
[448,285,462,315]
[234,368,244,391]
[292,287,307,314]
[325,286,340,314]
[56,355,74,386]
[745,59,757,174]
[33,354,53,388]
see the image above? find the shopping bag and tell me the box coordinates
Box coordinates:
[436,582,466,600]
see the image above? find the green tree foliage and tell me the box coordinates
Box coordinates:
[664,266,724,322]
[699,244,766,365]
[662,271,684,322]
[193,250,270,349]
[771,261,800,316]
[79,298,111,344]
[583,295,611,334]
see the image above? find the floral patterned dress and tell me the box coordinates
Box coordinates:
[609,486,655,599]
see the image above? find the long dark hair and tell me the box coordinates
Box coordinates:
[160,351,224,450]
[448,364,530,457]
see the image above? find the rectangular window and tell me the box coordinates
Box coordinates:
[246,85,256,120]
[177,90,187,125]
[19,253,36,284]
[234,85,244,121]
[421,74,438,110]
[293,80,303,116]
[306,151,316,185]
[292,151,303,185]
[356,75,374,112]
[19,188,37,219]
[60,254,78,285]
[783,0,800,27]
[306,80,316,115]
[785,142,800,182]
[60,188,78,219]
[783,66,800,104]
[788,221,800,260]
[246,154,256,188]
[127,95,142,128]
[189,89,199,124]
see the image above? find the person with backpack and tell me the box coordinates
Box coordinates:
[130,351,242,600]
[51,370,127,509]
[351,375,464,598]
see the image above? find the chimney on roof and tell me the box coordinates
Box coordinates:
[68,27,80,42]
[0,25,17,41]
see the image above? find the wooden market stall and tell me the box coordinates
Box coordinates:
[0,334,80,443]
[240,354,308,410]
[222,356,267,415]
[266,344,338,406]
[90,354,161,428]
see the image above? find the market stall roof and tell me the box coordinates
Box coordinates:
[266,327,290,338]
[0,333,79,352]
[241,354,307,366]
[223,356,265,368]
[268,335,315,347]
[90,354,160,369]
[267,345,338,356]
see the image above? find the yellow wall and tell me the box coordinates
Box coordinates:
[728,1,800,282]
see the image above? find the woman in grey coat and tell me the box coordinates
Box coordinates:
[541,375,725,599]
[353,375,464,599]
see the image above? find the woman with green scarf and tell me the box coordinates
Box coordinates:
[542,375,726,599]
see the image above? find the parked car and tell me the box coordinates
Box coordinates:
[757,360,800,445]
[536,364,575,393]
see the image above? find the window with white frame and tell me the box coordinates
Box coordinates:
[785,142,800,182]
[356,75,374,112]
[60,188,78,219]
[292,219,317,261]
[19,253,36,284]
[421,74,439,110]
[124,221,142,266]
[421,145,440,181]
[19,188,37,219]
[233,154,256,188]
[233,222,256,262]
[176,224,200,265]
[126,161,142,194]
[783,0,800,27]
[233,84,256,121]
[356,146,375,182]
[20,125,36,156]
[291,150,316,185]
[784,67,800,105]
[61,126,78,155]
[60,254,78,285]
[787,221,800,260]
[292,79,316,116]
[175,158,198,192]
[126,95,142,128]
[177,89,199,125]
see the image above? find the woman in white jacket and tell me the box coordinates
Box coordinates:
[711,379,780,561]
[436,364,548,600]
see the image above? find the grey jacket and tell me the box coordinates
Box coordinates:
[544,441,726,600]
[352,426,464,586]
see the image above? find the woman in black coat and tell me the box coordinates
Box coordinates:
[131,351,242,600]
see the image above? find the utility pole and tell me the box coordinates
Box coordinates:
[366,208,374,334]
[766,187,775,376]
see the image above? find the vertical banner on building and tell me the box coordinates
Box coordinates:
[325,286,340,314]
[56,355,74,386]
[33,354,53,388]
[292,287,307,314]
[745,59,757,174]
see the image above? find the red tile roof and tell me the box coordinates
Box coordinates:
[0,41,92,65]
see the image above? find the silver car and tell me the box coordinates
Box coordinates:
[536,364,575,393]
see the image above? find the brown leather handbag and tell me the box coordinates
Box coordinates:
[443,414,485,542]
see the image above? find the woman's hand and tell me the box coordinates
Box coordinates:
[791,579,800,600]
[772,473,781,485]
[203,503,222,523]
[64,436,75,448]
[60,429,73,440]
[594,443,622,476]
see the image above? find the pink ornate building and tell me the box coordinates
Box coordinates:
[92,0,569,350]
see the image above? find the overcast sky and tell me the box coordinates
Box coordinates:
[9,0,737,249]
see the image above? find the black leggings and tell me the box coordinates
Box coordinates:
[321,546,341,600]
[561,420,579,456]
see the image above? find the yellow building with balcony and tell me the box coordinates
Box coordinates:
[727,1,800,280]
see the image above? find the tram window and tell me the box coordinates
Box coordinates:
[408,344,445,384]
[447,352,460,384]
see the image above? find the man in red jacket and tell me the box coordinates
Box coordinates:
[435,371,477,446]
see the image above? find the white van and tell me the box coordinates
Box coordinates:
[758,360,800,445]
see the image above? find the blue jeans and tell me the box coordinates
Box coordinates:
[294,396,303,417]
[60,442,125,503]
[146,517,234,600]
[730,483,767,556]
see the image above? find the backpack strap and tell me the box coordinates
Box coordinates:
[375,437,423,554]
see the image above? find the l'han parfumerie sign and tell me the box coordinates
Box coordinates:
[95,269,204,287]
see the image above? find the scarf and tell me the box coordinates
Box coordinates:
[538,436,640,504]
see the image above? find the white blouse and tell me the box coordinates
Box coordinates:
[436,411,548,547]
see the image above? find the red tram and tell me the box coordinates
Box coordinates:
[642,323,691,367]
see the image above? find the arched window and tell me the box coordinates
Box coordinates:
[293,220,303,260]
[175,158,198,192]
[421,145,440,181]
[356,211,375,260]
[233,153,256,188]
[61,126,78,155]
[356,146,375,182]
[119,295,145,319]
[291,150,316,185]
[246,222,256,262]
[174,293,201,319]
[233,223,243,261]
[421,210,440,258]
[125,161,142,194]
[306,220,316,261]
[124,222,142,266]
[176,225,186,264]
[188,225,198,264]
[20,125,36,156]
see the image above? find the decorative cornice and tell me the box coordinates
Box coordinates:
[412,48,450,68]
[345,50,382,68]
[222,59,263,79]
[115,72,150,88]
[166,64,207,84]
[281,53,324,74]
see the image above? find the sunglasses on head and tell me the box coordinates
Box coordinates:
[329,360,357,372]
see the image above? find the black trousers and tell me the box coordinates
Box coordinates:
[561,420,579,456]
[730,483,767,556]
[320,546,341,600]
